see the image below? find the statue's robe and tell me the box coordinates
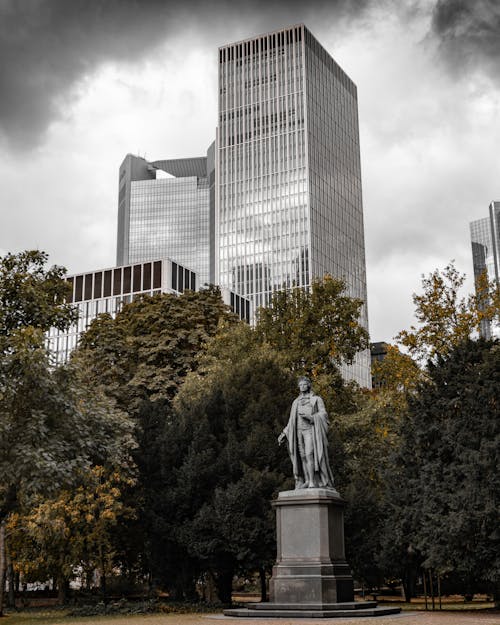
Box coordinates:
[283,392,335,489]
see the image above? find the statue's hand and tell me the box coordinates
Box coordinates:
[278,432,286,445]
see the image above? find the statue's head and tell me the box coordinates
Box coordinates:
[298,376,311,392]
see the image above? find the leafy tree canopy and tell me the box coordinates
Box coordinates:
[0,250,77,345]
[8,466,135,600]
[256,274,369,377]
[388,339,500,596]
[166,336,296,602]
[74,286,236,414]
[0,251,134,521]
[396,262,499,365]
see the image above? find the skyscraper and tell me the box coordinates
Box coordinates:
[470,201,500,339]
[117,146,215,286]
[216,24,370,385]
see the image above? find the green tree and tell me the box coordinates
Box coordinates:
[75,286,236,413]
[72,287,239,591]
[396,262,499,365]
[257,274,369,378]
[334,390,400,590]
[0,251,134,613]
[8,466,135,602]
[399,339,499,600]
[168,335,295,603]
[0,250,78,346]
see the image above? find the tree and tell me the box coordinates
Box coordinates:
[371,344,423,398]
[0,250,134,613]
[168,338,295,603]
[74,286,236,414]
[386,339,500,601]
[8,466,135,602]
[72,287,239,591]
[396,262,499,365]
[350,263,499,600]
[257,274,369,378]
[0,250,78,346]
[333,390,400,590]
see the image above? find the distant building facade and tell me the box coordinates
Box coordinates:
[116,147,215,286]
[216,24,370,386]
[48,258,250,364]
[470,201,500,339]
[370,341,388,389]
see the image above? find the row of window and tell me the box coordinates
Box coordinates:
[218,26,303,64]
[68,261,163,302]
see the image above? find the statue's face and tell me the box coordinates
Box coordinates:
[298,379,310,393]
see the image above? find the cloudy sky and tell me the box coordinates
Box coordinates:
[0,0,499,342]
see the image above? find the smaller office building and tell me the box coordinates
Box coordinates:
[47,258,250,365]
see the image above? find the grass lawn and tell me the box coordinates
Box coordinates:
[2,599,498,625]
[1,612,204,625]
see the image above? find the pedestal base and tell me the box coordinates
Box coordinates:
[270,488,353,604]
[224,601,401,618]
[224,488,401,618]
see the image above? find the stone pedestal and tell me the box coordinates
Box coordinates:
[269,488,353,604]
[224,487,401,618]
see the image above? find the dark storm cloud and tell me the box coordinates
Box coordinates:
[0,0,175,149]
[0,0,373,151]
[431,0,500,77]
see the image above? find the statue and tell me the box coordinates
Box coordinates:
[278,376,335,489]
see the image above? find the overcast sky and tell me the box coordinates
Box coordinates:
[0,0,499,342]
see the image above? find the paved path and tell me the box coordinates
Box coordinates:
[63,611,500,625]
[206,611,500,625]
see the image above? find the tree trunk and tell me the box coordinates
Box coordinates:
[99,545,107,601]
[56,576,68,605]
[0,520,6,617]
[214,568,233,605]
[492,581,500,608]
[7,563,15,608]
[402,559,418,602]
[259,567,267,602]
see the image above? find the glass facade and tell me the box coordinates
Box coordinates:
[129,176,210,285]
[470,201,500,339]
[117,154,213,286]
[216,24,370,386]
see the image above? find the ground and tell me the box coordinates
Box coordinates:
[2,610,500,625]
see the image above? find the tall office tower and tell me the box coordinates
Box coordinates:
[117,146,215,286]
[470,201,500,339]
[216,24,370,386]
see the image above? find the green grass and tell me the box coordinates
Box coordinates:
[3,610,78,625]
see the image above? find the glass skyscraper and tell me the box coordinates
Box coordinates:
[117,149,215,286]
[216,24,370,385]
[470,201,500,339]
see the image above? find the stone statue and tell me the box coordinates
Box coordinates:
[278,376,335,489]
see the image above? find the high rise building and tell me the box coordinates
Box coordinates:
[117,145,215,286]
[216,24,370,385]
[470,201,500,339]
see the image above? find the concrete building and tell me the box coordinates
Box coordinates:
[47,258,250,365]
[470,201,500,339]
[216,24,370,386]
